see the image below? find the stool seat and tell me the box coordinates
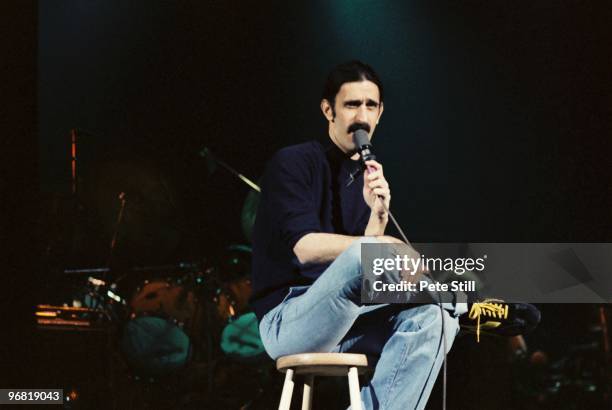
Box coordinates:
[276,353,369,376]
[276,353,369,409]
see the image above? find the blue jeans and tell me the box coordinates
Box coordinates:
[259,237,467,410]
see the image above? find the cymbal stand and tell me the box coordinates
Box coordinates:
[103,192,127,283]
[199,146,260,192]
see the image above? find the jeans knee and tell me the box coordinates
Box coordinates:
[340,237,381,278]
[344,236,381,265]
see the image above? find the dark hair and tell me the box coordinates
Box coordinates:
[322,60,384,111]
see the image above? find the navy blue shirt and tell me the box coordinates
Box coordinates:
[250,140,371,321]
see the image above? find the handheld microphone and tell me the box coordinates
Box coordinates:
[353,129,376,172]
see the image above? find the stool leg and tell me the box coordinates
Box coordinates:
[279,369,295,410]
[301,375,314,410]
[347,366,363,410]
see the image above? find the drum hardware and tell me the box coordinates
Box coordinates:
[86,276,125,304]
[64,261,205,276]
[199,146,261,193]
[82,276,126,322]
[104,191,127,282]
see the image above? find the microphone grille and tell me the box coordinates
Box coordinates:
[353,129,370,148]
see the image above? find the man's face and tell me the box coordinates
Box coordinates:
[321,80,384,154]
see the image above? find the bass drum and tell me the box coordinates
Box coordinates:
[120,279,200,376]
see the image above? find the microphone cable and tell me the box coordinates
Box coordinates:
[354,129,449,410]
[375,197,448,410]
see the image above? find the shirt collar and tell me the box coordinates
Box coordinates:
[323,140,363,186]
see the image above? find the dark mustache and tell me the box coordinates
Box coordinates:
[347,122,370,134]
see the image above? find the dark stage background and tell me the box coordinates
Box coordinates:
[7,1,612,409]
[39,0,611,259]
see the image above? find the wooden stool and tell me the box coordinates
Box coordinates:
[276,353,369,410]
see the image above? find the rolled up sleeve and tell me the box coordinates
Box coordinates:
[263,149,321,251]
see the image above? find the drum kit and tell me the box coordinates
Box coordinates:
[117,252,266,378]
[40,245,272,408]
[123,277,200,375]
[38,139,275,408]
